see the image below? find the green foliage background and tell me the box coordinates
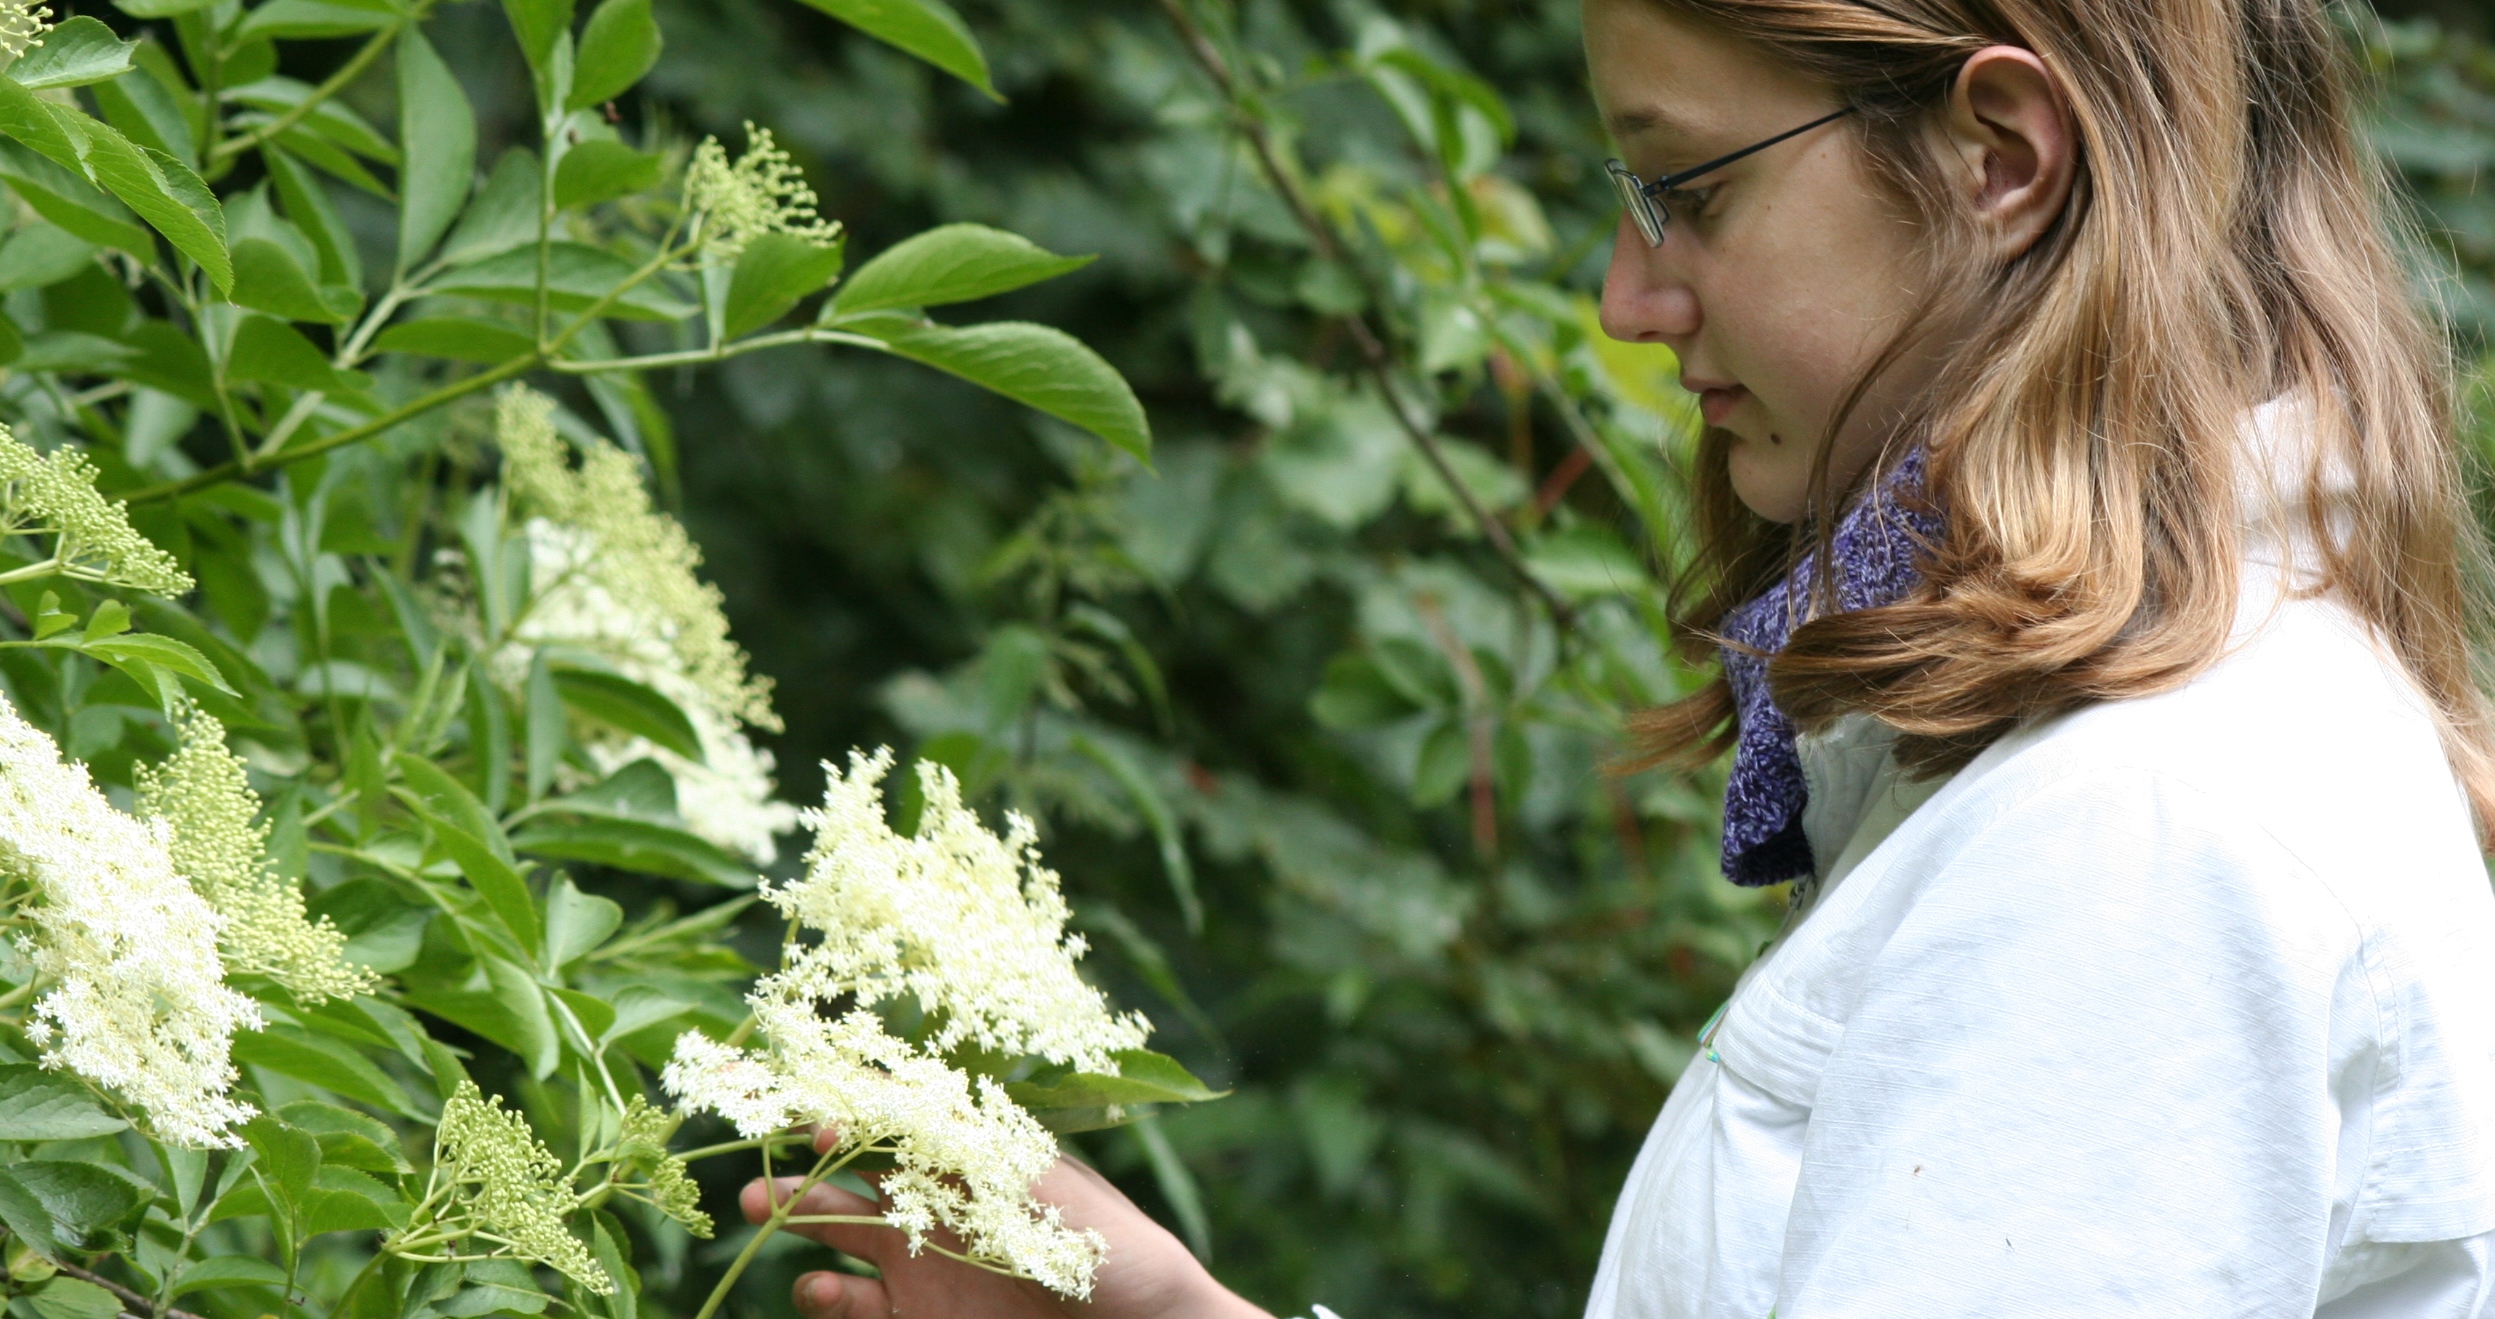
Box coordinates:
[0,0,2484,1318]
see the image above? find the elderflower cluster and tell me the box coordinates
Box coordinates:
[0,425,190,596]
[0,692,257,1148]
[683,123,843,259]
[137,704,375,1004]
[0,0,51,62]
[776,749,1149,1070]
[492,387,800,862]
[419,1082,612,1293]
[663,749,1150,1297]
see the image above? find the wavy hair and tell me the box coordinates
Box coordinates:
[1626,0,2495,842]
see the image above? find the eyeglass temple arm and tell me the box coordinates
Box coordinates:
[1644,107,1853,195]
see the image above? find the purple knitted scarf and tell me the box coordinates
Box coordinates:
[1717,448,1941,886]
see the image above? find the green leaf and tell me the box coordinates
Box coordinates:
[567,0,661,109]
[60,109,231,291]
[1069,733,1200,934]
[544,875,623,967]
[790,0,994,99]
[230,1023,422,1117]
[168,1255,289,1299]
[0,1162,148,1258]
[396,30,476,271]
[1006,1049,1228,1109]
[0,1065,127,1139]
[395,752,544,958]
[9,18,139,90]
[856,316,1150,460]
[276,1100,412,1173]
[234,0,397,40]
[501,0,577,82]
[80,633,238,711]
[0,141,151,253]
[242,1113,323,1207]
[524,651,563,802]
[300,1165,406,1235]
[225,314,366,393]
[511,816,756,888]
[229,235,346,322]
[264,145,361,288]
[0,76,89,173]
[427,242,695,321]
[724,232,845,339]
[110,0,215,15]
[372,315,536,363]
[550,666,703,761]
[551,138,660,211]
[1310,652,1418,730]
[406,956,560,1079]
[833,223,1088,316]
[22,1278,118,1319]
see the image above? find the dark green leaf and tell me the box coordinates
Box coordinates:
[789,0,994,99]
[833,223,1087,315]
[224,314,365,393]
[1006,1049,1227,1109]
[301,1165,406,1235]
[168,1255,288,1299]
[372,315,536,363]
[243,1115,323,1207]
[264,144,360,287]
[543,874,623,967]
[551,139,660,210]
[396,30,476,270]
[568,0,661,109]
[9,18,139,90]
[550,666,703,761]
[510,815,756,888]
[427,242,694,321]
[0,141,152,253]
[405,956,559,1079]
[855,316,1150,460]
[79,633,238,711]
[22,1278,118,1319]
[0,1064,126,1139]
[60,109,230,291]
[229,235,345,322]
[0,1162,147,1258]
[0,76,90,173]
[234,0,397,40]
[396,752,543,958]
[501,0,577,85]
[276,1100,411,1173]
[724,231,845,339]
[230,1023,421,1117]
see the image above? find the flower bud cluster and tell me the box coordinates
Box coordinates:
[0,425,190,596]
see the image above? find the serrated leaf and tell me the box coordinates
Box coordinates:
[0,1065,126,1139]
[511,815,756,888]
[426,242,694,321]
[833,223,1088,315]
[168,1255,288,1299]
[226,314,367,393]
[1006,1049,1226,1109]
[22,1278,117,1319]
[9,18,139,90]
[59,109,230,291]
[229,235,343,322]
[790,0,993,99]
[230,1023,421,1117]
[856,316,1150,460]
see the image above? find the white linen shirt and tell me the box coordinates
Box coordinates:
[1586,411,2495,1318]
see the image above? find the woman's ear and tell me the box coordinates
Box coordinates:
[1943,46,2075,260]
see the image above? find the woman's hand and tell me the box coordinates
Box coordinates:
[740,1144,1271,1319]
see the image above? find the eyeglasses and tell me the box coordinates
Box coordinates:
[1605,107,1852,247]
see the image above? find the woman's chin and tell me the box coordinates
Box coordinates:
[1724,438,1809,524]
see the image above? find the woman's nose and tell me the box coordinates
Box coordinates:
[1598,215,1701,345]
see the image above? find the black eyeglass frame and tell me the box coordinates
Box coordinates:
[1605,107,1853,247]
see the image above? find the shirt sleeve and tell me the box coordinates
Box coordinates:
[1770,768,2398,1318]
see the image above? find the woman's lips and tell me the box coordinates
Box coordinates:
[1697,385,1747,426]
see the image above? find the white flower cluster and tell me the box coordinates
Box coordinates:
[136,703,375,1004]
[663,749,1152,1297]
[683,123,844,259]
[0,0,52,63]
[0,692,257,1148]
[492,387,800,863]
[0,424,190,596]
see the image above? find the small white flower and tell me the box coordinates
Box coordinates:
[664,751,1150,1297]
[0,691,256,1148]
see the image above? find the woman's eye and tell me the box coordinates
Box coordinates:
[1661,185,1718,219]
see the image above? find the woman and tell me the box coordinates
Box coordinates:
[741,0,2495,1313]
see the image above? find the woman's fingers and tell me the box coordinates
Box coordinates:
[791,1270,891,1319]
[740,1176,903,1261]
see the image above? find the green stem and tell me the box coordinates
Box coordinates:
[688,1145,857,1319]
[542,327,885,374]
[212,21,406,164]
[0,556,65,587]
[676,1131,809,1163]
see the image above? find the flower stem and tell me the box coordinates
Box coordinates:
[687,1144,861,1319]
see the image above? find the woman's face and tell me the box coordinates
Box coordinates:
[1585,0,1931,524]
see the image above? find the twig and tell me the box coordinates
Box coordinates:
[55,1263,208,1319]
[211,21,405,164]
[1153,0,1576,630]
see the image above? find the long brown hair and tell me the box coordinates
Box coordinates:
[1627,0,2495,842]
